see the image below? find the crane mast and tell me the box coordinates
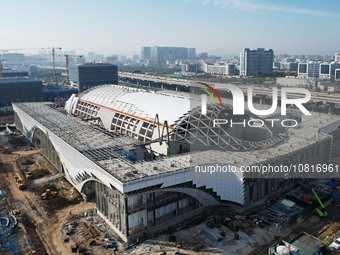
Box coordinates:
[64,54,83,84]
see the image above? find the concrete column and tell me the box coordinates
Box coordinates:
[124,196,129,236]
[152,209,156,226]
[252,181,257,202]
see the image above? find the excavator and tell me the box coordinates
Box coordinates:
[14,171,27,190]
[304,180,327,217]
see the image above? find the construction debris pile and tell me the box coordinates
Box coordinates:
[132,203,304,255]
[61,209,121,254]
[18,155,56,180]
[34,183,81,215]
[0,187,44,254]
[7,135,33,151]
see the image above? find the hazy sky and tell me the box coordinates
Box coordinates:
[1,0,339,56]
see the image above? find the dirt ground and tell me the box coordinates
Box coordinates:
[0,115,14,125]
[0,152,95,255]
[0,131,122,255]
[1,125,339,255]
[41,202,97,255]
[0,153,48,254]
[318,222,340,251]
[17,153,59,179]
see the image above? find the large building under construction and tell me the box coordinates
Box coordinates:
[13,85,340,242]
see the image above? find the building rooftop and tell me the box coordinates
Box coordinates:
[13,86,340,182]
[14,102,143,182]
[79,63,117,66]
[0,77,41,83]
[290,232,321,255]
[79,85,190,125]
[270,232,320,255]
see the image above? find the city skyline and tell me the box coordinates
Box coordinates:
[1,0,340,56]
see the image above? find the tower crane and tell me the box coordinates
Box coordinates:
[0,47,62,81]
[0,48,24,77]
[65,54,83,84]
[0,58,3,78]
[41,47,62,85]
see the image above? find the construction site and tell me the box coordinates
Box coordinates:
[0,83,335,254]
[0,129,130,254]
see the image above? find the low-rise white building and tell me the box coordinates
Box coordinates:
[276,77,312,87]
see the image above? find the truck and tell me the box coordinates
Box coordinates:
[14,171,27,190]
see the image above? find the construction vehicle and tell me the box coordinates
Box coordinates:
[40,189,58,200]
[305,180,327,217]
[25,170,33,179]
[14,171,27,190]
[311,188,327,217]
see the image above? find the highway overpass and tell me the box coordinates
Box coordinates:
[118,72,340,105]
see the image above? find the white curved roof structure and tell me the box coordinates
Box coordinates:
[75,85,191,125]
[65,85,292,153]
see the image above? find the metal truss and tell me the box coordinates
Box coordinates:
[171,104,288,151]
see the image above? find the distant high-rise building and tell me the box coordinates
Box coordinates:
[140,47,151,61]
[281,62,298,72]
[73,63,118,92]
[298,63,308,76]
[319,62,340,80]
[151,46,189,65]
[335,69,340,80]
[2,53,25,70]
[88,52,96,62]
[2,53,25,65]
[335,53,340,62]
[273,62,281,69]
[106,55,119,64]
[199,52,208,60]
[319,63,331,79]
[188,48,196,59]
[240,48,274,76]
[227,64,239,76]
[181,63,201,73]
[298,62,320,79]
[299,61,340,80]
[77,56,86,64]
[120,56,127,61]
[132,55,139,61]
[141,46,196,65]
[95,55,104,62]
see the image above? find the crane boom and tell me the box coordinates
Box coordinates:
[304,179,327,217]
